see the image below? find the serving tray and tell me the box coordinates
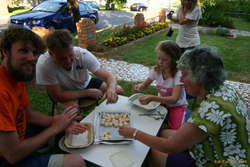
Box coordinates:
[96,112,132,143]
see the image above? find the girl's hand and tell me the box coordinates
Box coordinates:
[133,83,144,92]
[119,127,136,138]
[139,95,152,105]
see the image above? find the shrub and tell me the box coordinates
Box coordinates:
[242,1,250,21]
[103,22,168,47]
[200,0,234,28]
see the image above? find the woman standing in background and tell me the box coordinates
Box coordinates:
[168,0,202,53]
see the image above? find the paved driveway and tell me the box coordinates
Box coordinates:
[96,9,159,30]
[96,11,136,30]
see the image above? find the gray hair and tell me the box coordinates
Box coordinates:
[177,46,227,92]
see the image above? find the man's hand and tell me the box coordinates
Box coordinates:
[66,121,87,135]
[103,87,118,104]
[51,105,79,134]
[87,88,103,100]
[138,95,152,105]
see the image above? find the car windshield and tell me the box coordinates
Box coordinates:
[80,2,92,11]
[32,1,64,12]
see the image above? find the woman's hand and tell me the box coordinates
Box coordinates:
[133,83,144,92]
[139,95,152,105]
[119,127,137,139]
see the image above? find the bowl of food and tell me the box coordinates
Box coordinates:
[128,93,160,111]
[64,122,94,149]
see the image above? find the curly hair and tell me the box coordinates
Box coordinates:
[154,40,182,77]
[177,46,227,92]
[45,29,72,51]
[0,26,46,58]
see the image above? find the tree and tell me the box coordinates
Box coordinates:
[106,0,127,10]
[0,0,9,14]
[67,0,80,30]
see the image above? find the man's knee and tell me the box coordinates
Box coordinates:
[100,82,107,92]
[63,154,85,167]
[100,82,124,95]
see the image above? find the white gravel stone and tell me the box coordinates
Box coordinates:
[98,58,250,108]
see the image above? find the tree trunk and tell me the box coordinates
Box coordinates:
[0,0,8,14]
[7,0,15,8]
[67,0,80,31]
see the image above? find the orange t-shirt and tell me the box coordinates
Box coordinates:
[0,66,30,157]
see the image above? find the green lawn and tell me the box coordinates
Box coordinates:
[29,29,250,113]
[27,80,157,114]
[232,17,250,32]
[114,31,250,83]
[8,6,31,16]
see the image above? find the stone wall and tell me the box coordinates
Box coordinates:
[77,18,96,49]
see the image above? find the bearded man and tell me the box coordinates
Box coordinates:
[0,26,86,167]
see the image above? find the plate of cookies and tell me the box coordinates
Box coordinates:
[96,112,132,144]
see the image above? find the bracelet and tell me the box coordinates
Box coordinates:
[132,129,138,140]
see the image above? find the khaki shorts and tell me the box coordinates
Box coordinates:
[48,154,64,167]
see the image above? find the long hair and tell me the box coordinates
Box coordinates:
[154,40,182,77]
[181,0,198,12]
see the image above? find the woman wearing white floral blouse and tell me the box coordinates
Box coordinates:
[119,46,250,167]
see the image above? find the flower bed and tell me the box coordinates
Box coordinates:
[102,22,168,47]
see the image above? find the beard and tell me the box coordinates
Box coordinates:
[7,57,35,82]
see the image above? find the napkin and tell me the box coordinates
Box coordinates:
[109,150,136,167]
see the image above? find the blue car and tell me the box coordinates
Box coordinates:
[10,0,99,32]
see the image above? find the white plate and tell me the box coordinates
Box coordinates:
[128,93,160,111]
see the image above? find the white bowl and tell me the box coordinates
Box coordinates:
[128,93,160,111]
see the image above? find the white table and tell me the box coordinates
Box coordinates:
[59,95,167,167]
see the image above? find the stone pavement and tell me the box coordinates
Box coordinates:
[98,58,250,108]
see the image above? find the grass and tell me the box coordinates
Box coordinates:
[232,17,250,31]
[114,30,250,83]
[8,6,31,16]
[27,80,157,114]
[28,28,250,114]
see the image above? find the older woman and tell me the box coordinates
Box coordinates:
[119,46,250,167]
